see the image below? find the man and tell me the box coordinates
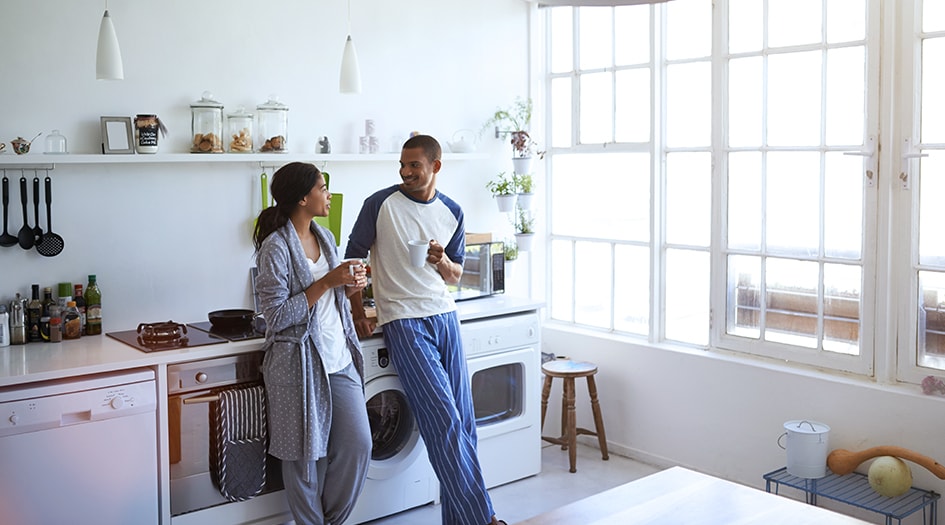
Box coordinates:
[345,135,505,525]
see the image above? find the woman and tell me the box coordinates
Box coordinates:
[253,162,372,525]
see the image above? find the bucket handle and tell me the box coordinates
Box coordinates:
[778,432,787,449]
[793,420,818,432]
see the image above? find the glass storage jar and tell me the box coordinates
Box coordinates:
[226,106,254,153]
[256,95,288,153]
[44,130,67,154]
[191,91,224,153]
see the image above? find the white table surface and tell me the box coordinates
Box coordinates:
[518,466,871,524]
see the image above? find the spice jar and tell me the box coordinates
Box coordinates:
[191,91,224,153]
[256,95,288,153]
[227,106,254,153]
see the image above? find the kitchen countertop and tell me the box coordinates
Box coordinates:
[0,295,544,389]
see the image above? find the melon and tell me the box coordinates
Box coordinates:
[868,456,913,497]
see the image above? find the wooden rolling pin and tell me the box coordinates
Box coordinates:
[827,446,945,479]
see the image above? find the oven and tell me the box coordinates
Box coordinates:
[166,352,287,522]
[462,311,541,489]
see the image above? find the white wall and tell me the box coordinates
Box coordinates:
[0,0,531,329]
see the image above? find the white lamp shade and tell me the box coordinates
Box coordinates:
[340,35,361,94]
[96,10,124,80]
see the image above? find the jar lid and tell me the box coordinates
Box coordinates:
[257,95,288,111]
[228,105,253,118]
[58,282,72,296]
[192,90,223,109]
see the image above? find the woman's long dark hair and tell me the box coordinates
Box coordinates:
[253,162,322,252]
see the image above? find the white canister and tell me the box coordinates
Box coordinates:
[0,305,9,347]
[780,420,830,478]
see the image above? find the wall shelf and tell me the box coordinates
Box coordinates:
[0,152,490,168]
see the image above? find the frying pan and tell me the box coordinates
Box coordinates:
[208,309,258,330]
[36,176,64,257]
[0,174,17,247]
[17,175,34,249]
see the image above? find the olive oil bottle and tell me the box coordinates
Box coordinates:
[85,275,103,335]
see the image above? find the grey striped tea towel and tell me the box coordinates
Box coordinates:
[209,383,268,501]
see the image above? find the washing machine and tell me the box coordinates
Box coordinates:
[348,335,439,524]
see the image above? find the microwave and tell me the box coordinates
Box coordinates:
[452,241,505,301]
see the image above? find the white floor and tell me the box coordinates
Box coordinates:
[362,443,663,525]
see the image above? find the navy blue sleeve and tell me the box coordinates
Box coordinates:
[345,185,399,259]
[438,193,466,265]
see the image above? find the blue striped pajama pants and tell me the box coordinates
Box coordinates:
[383,311,494,525]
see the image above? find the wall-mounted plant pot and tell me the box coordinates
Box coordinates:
[516,192,534,210]
[514,232,534,251]
[512,156,533,175]
[495,194,516,212]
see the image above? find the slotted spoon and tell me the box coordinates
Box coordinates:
[36,176,64,257]
[0,173,17,247]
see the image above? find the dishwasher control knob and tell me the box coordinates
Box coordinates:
[195,372,208,384]
[110,396,125,410]
[8,414,19,425]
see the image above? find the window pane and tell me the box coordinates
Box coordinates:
[549,153,650,241]
[666,61,711,148]
[924,0,945,33]
[823,263,860,355]
[918,152,945,266]
[549,239,574,322]
[579,7,612,71]
[768,51,823,147]
[728,0,762,54]
[765,258,819,349]
[825,46,865,146]
[727,152,762,251]
[727,254,761,338]
[580,72,614,144]
[919,271,945,368]
[666,0,711,60]
[551,77,573,148]
[824,152,863,259]
[766,152,820,257]
[827,0,865,44]
[921,38,945,144]
[614,244,649,335]
[728,56,763,148]
[574,241,613,328]
[665,249,709,345]
[666,152,711,247]
[768,0,822,48]
[615,5,649,66]
[615,68,650,143]
[550,7,574,74]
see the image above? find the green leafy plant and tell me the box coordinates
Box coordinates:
[486,171,516,196]
[514,173,535,194]
[514,206,535,234]
[503,239,519,262]
[483,97,545,159]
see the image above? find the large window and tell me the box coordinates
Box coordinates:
[542,0,944,380]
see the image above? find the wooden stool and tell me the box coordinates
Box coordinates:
[540,359,609,473]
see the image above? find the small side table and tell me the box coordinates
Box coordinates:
[764,467,940,525]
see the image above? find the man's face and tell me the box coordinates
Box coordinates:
[399,147,440,200]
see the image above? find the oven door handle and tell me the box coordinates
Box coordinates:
[182,394,220,404]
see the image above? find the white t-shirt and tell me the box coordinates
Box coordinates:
[308,255,352,374]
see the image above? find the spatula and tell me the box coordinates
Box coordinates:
[31,173,43,243]
[17,175,34,250]
[0,174,17,247]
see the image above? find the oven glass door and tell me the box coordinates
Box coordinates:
[468,347,534,439]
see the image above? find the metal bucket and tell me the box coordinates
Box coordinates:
[779,420,830,478]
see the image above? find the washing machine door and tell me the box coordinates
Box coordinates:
[364,374,425,480]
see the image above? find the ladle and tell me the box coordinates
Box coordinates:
[0,174,17,247]
[17,174,34,249]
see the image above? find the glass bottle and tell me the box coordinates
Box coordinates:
[191,91,224,153]
[256,95,289,152]
[85,275,103,336]
[226,106,254,153]
[27,284,43,343]
[56,282,72,315]
[44,129,67,154]
[62,301,82,340]
[42,287,56,319]
[73,284,86,336]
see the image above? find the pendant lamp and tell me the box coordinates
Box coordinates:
[96,6,124,80]
[339,0,361,93]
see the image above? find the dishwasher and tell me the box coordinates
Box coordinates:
[0,368,159,525]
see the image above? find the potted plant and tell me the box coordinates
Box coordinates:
[514,172,535,210]
[484,97,545,174]
[503,239,519,262]
[486,171,517,212]
[513,205,535,251]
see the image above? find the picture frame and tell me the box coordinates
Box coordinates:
[100,116,134,154]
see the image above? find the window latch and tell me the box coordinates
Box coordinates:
[900,138,928,190]
[842,136,877,188]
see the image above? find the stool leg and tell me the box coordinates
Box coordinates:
[564,377,577,473]
[586,375,609,461]
[540,375,553,432]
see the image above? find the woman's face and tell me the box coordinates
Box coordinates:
[299,175,331,217]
